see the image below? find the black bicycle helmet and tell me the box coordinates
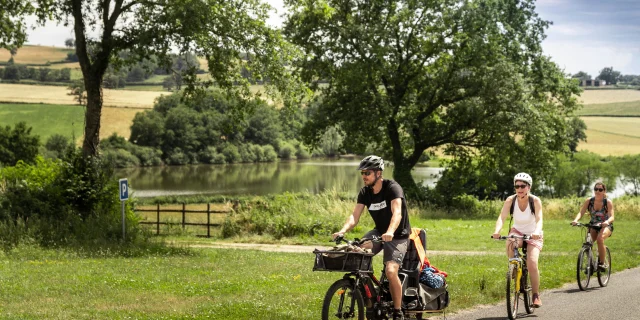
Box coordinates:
[358,155,384,171]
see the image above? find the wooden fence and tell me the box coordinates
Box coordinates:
[136,203,230,237]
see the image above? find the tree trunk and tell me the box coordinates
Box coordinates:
[392,161,420,202]
[82,76,103,156]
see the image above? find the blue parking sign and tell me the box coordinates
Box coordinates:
[119,178,129,201]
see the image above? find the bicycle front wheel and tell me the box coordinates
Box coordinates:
[521,268,534,314]
[597,246,611,287]
[506,263,519,320]
[576,247,591,291]
[322,279,365,320]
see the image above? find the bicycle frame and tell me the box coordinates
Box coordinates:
[494,234,534,320]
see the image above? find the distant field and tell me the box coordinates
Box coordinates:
[579,89,640,104]
[123,85,167,92]
[578,117,640,155]
[0,103,142,143]
[0,45,72,64]
[0,83,164,108]
[576,100,640,116]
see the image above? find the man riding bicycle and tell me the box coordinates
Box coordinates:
[333,155,411,320]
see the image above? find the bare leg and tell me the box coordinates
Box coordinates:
[386,261,403,310]
[527,246,541,295]
[597,228,612,264]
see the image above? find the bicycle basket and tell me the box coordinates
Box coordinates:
[313,249,374,272]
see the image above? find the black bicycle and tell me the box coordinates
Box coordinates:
[493,234,534,320]
[313,236,443,320]
[573,223,611,290]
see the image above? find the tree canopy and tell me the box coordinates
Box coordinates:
[284,0,582,198]
[2,0,303,156]
[597,66,621,85]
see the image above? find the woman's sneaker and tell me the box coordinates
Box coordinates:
[598,262,608,272]
[532,293,542,308]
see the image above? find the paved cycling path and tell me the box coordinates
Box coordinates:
[441,266,640,320]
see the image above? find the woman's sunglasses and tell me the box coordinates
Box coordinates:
[594,188,605,192]
[514,184,528,189]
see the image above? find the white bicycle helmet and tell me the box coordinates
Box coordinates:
[513,172,533,187]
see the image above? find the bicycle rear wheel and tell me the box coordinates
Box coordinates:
[597,246,611,287]
[322,279,365,320]
[576,247,591,291]
[521,269,534,314]
[506,264,519,320]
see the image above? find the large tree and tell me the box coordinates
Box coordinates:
[2,0,301,156]
[284,0,581,197]
[597,66,621,85]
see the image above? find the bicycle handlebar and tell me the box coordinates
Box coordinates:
[571,222,602,228]
[333,235,383,246]
[491,234,531,240]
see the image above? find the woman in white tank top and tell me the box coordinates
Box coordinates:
[492,172,544,308]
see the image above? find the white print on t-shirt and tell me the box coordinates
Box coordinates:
[369,201,387,211]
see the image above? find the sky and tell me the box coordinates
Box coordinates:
[21,0,640,77]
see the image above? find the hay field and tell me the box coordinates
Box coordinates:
[0,45,72,64]
[578,117,640,155]
[0,84,164,108]
[579,89,640,104]
[577,100,640,116]
[0,103,142,143]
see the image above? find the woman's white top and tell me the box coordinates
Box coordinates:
[512,196,538,235]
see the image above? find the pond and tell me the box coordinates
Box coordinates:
[114,159,444,198]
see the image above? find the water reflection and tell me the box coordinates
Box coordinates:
[115,159,443,197]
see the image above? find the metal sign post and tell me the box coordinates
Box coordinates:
[119,178,129,240]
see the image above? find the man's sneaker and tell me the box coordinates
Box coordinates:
[532,293,542,308]
[393,310,405,320]
[598,262,608,272]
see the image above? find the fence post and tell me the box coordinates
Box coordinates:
[156,203,160,235]
[207,203,211,238]
[182,203,186,230]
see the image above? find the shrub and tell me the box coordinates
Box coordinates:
[166,148,190,165]
[262,145,278,162]
[102,148,141,168]
[278,141,296,160]
[221,144,241,164]
[0,151,142,248]
[238,144,257,163]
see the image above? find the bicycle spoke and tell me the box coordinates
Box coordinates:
[576,247,591,290]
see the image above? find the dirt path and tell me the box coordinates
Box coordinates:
[183,242,501,255]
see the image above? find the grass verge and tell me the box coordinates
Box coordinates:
[1,218,638,319]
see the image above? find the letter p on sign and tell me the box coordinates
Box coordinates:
[119,178,129,201]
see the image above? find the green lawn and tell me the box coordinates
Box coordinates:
[1,219,638,319]
[0,103,84,142]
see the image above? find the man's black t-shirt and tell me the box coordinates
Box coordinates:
[357,179,411,239]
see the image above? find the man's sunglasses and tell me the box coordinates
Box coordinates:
[514,184,528,189]
[360,171,374,176]
[594,188,605,192]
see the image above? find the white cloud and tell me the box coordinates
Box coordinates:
[543,40,638,76]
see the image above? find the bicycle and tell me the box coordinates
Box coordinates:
[313,236,441,320]
[572,222,611,290]
[493,234,534,320]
